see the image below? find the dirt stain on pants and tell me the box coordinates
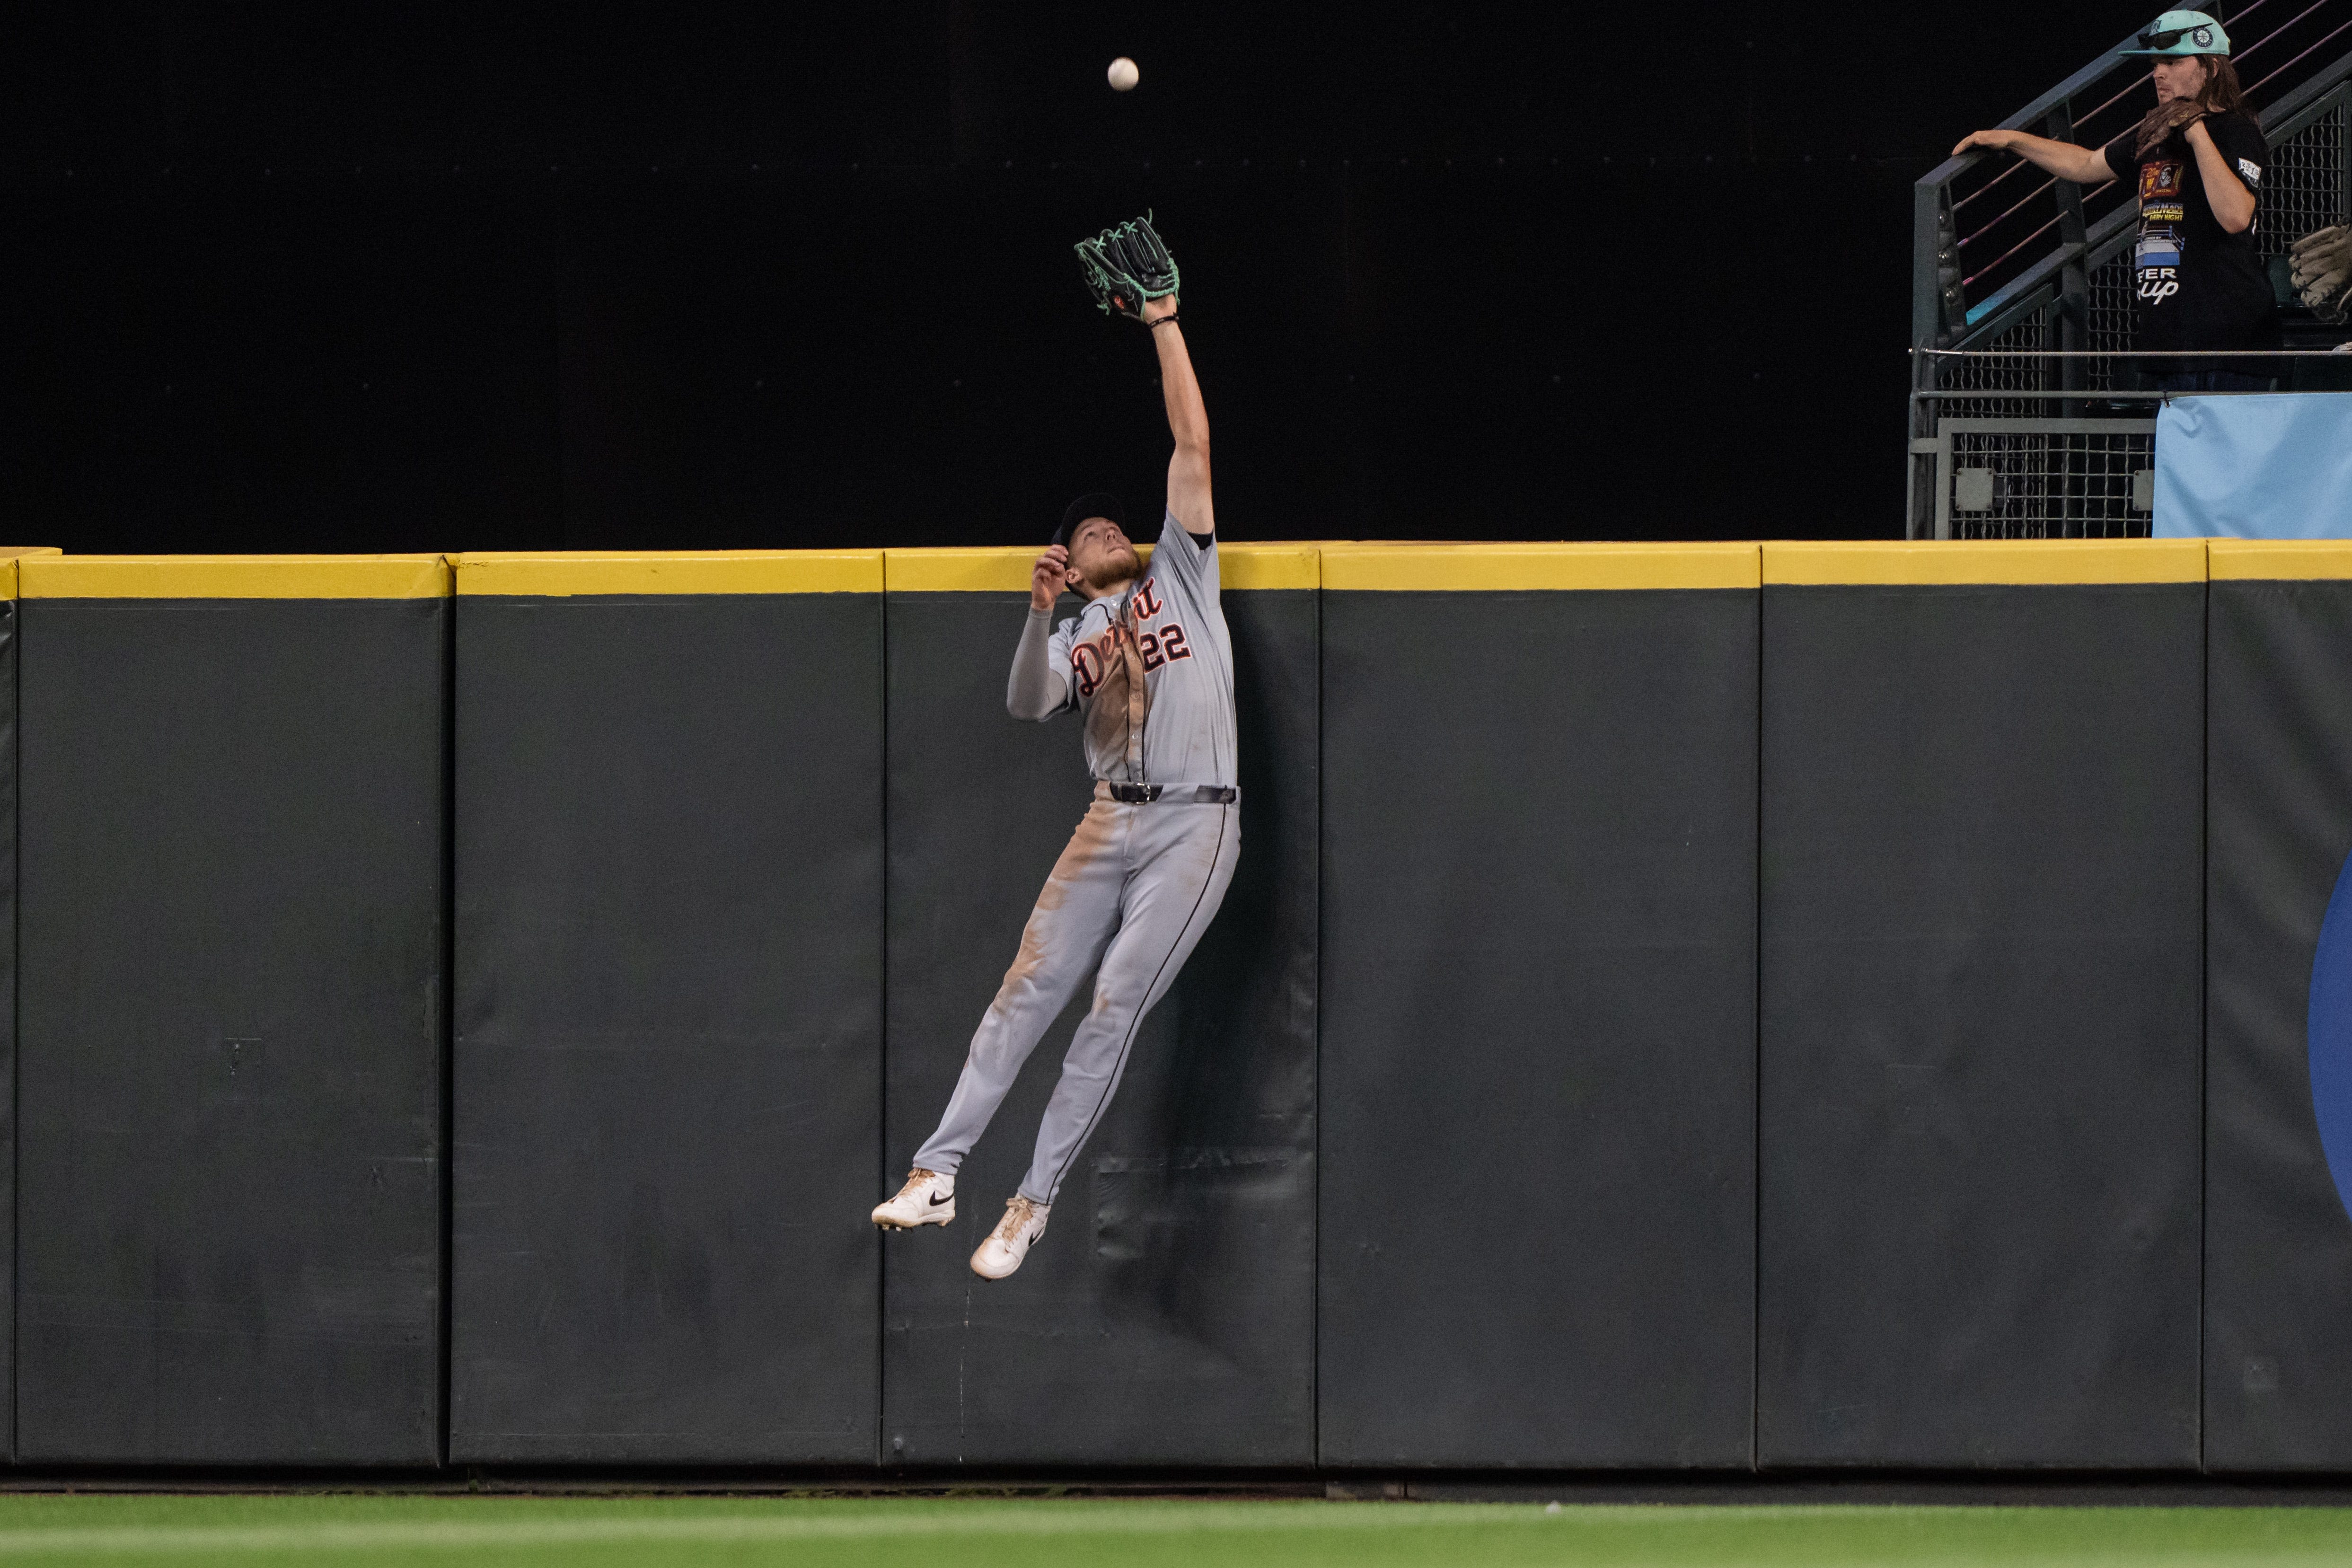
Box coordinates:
[912,796,1240,1205]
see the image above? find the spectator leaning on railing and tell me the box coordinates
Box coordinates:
[1954,11,2279,392]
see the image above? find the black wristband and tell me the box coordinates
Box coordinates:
[1149,313,1181,330]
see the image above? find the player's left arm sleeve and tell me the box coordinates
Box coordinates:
[1005,608,1073,721]
[1155,509,1218,600]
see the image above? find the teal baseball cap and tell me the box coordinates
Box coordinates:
[2121,10,2231,54]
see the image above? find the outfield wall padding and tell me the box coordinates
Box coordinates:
[878,546,1320,1468]
[2202,544,2352,1471]
[0,566,19,1460]
[1756,543,2206,1470]
[1315,545,1762,1469]
[447,554,884,1464]
[16,537,2352,1475]
[15,555,449,1465]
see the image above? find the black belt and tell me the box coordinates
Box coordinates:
[1103,783,1237,804]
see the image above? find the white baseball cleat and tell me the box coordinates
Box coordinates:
[970,1195,1050,1279]
[872,1168,956,1228]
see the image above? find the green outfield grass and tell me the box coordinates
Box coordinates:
[0,1496,2344,1568]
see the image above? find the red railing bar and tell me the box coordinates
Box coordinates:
[1959,176,2059,247]
[1953,151,2036,214]
[2074,71,2152,129]
[2249,12,2352,92]
[2236,0,2334,61]
[1952,79,2143,223]
[1964,211,2063,287]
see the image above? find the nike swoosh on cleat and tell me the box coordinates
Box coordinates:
[928,1192,951,1206]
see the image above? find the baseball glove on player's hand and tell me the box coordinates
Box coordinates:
[1075,213,1180,320]
[2291,224,2352,324]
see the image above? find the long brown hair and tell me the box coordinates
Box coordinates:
[2134,55,2256,155]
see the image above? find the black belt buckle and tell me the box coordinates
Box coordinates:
[1109,782,1163,803]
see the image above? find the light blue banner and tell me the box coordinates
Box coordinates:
[2154,392,2352,538]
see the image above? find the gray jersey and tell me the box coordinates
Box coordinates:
[1046,512,1234,788]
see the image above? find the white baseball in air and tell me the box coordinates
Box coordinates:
[1107,56,1140,92]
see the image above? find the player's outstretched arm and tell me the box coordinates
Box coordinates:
[1144,295,1214,538]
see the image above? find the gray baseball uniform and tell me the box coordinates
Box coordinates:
[912,511,1240,1206]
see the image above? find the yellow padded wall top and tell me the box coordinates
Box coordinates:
[10,539,2235,597]
[21,555,452,599]
[0,548,66,599]
[453,551,882,596]
[2208,541,2352,581]
[1221,543,1320,590]
[885,547,1049,593]
[884,542,1317,591]
[1764,539,2207,587]
[1321,542,1760,591]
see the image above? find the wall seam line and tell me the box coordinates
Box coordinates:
[438,589,456,1469]
[1752,579,1765,1474]
[877,588,890,1472]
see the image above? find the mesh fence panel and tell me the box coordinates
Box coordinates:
[2262,101,2346,261]
[2086,248,2136,388]
[1935,316,2052,419]
[1946,425,2157,539]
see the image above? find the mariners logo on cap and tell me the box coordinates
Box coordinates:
[2123,9,2232,55]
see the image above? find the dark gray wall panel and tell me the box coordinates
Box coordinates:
[0,602,15,1461]
[1758,581,2203,1470]
[449,593,882,1463]
[17,598,445,1464]
[2206,576,2352,1471]
[881,587,1316,1468]
[1318,587,1758,1469]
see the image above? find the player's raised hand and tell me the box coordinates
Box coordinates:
[1032,546,1070,611]
[1141,293,1179,324]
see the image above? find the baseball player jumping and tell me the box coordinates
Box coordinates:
[872,217,1240,1280]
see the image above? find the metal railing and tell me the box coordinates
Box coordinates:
[1908,5,2352,537]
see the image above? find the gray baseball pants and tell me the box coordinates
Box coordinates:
[913,787,1241,1206]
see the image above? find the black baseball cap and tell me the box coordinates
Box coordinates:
[1054,492,1126,549]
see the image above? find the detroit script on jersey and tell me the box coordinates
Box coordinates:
[1048,511,1236,788]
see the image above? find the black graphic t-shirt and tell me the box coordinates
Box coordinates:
[2101,109,2279,376]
